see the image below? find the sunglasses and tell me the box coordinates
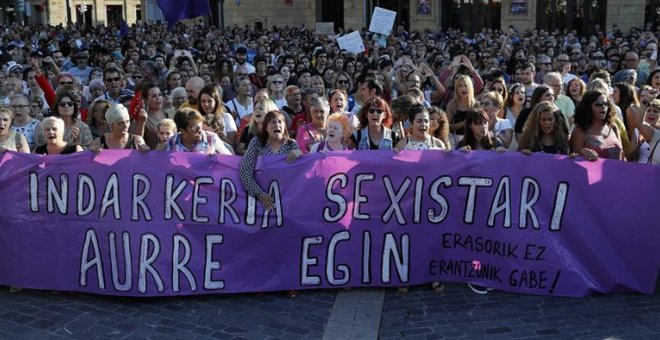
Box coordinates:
[58,101,74,107]
[368,108,384,115]
[133,75,143,79]
[105,77,121,82]
[271,80,284,84]
[594,101,610,108]
[59,81,74,85]
[337,80,349,85]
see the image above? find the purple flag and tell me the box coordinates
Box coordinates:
[157,0,211,27]
[119,18,130,37]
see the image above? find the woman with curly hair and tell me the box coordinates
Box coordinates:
[349,97,399,150]
[570,90,624,161]
[518,101,570,155]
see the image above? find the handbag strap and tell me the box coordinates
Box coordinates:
[647,137,660,164]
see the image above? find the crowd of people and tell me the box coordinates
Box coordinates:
[1,20,660,295]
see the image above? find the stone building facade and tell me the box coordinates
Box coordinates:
[13,0,141,26]
[8,0,656,35]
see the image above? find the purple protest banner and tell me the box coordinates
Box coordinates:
[0,150,659,297]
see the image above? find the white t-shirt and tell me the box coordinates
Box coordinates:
[645,129,660,165]
[222,112,237,134]
[226,98,254,126]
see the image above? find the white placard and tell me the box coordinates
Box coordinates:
[315,22,335,36]
[368,7,397,36]
[337,31,365,54]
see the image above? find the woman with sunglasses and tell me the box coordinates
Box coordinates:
[267,74,287,109]
[479,91,513,148]
[570,90,624,161]
[35,91,93,150]
[349,97,400,150]
[518,101,570,155]
[161,108,232,155]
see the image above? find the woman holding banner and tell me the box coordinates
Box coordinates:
[570,90,624,161]
[239,111,302,300]
[518,101,570,155]
[309,113,352,152]
[393,103,447,152]
[90,104,150,152]
[458,109,505,152]
[34,117,84,155]
[239,110,302,211]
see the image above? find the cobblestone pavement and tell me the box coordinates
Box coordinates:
[0,288,335,339]
[379,282,660,339]
[2,281,660,339]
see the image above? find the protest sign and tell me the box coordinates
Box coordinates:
[316,22,335,36]
[369,7,397,35]
[337,31,365,54]
[1,150,659,297]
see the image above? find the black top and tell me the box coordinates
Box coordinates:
[453,110,468,135]
[514,108,532,134]
[239,128,256,145]
[100,134,139,149]
[34,143,79,155]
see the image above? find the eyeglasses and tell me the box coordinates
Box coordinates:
[480,101,495,107]
[368,108,384,115]
[59,81,74,85]
[594,101,610,108]
[105,77,121,82]
[271,80,284,84]
[11,104,29,109]
[58,101,74,107]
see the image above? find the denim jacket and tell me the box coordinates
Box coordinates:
[353,126,395,150]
